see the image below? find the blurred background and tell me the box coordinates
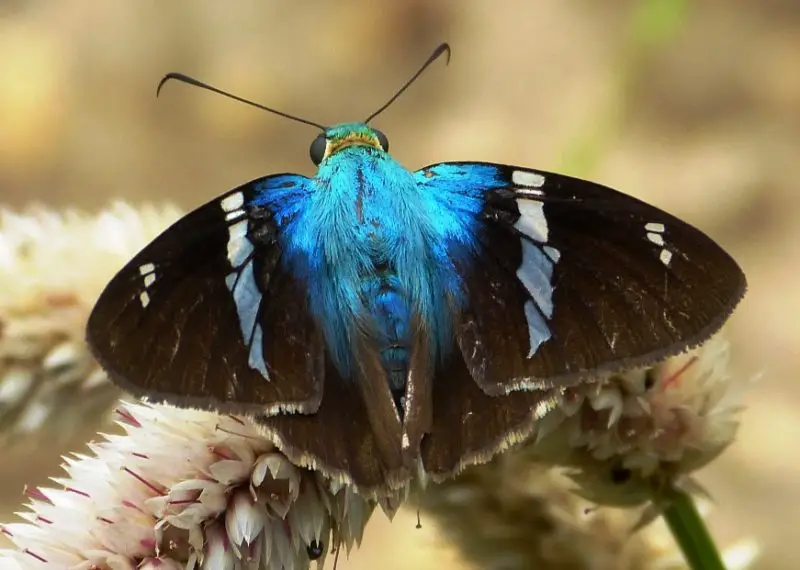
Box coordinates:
[0,0,798,568]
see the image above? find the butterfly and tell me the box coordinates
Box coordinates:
[86,44,746,495]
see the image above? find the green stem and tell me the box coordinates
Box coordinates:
[660,487,726,570]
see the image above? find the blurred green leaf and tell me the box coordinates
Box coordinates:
[559,0,687,177]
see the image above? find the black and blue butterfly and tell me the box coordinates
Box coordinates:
[86,44,746,495]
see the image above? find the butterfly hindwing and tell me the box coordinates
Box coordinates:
[86,174,326,415]
[418,162,746,395]
[421,347,558,479]
[258,356,412,494]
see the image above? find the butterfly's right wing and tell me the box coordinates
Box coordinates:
[415,161,746,478]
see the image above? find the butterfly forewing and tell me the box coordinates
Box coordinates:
[419,162,746,396]
[86,175,326,415]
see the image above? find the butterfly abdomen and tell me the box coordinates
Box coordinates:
[362,273,413,410]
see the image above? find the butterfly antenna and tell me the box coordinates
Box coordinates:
[363,42,451,124]
[156,72,328,131]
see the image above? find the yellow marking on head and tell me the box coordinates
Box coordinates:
[324,132,382,160]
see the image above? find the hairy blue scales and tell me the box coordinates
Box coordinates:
[247,139,511,391]
[247,125,439,389]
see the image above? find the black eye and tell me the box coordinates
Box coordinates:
[306,540,324,560]
[374,129,389,152]
[309,134,327,165]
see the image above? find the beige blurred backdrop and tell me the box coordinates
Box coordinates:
[1,1,798,568]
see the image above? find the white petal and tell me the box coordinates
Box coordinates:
[287,487,326,548]
[208,460,251,485]
[225,490,266,547]
[201,525,236,570]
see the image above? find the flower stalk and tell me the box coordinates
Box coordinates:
[660,486,726,570]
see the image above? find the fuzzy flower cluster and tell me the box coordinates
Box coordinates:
[413,333,758,569]
[0,204,183,446]
[0,203,183,310]
[0,403,383,570]
[416,457,758,570]
[528,335,747,506]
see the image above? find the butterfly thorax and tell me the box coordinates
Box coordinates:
[299,130,454,412]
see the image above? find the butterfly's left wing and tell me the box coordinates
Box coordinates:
[86,174,326,416]
[416,162,746,477]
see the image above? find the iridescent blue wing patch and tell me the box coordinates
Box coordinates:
[416,162,746,477]
[86,174,325,416]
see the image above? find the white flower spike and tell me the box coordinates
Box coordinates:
[527,334,748,508]
[0,402,384,570]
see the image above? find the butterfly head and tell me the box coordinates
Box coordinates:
[309,122,389,166]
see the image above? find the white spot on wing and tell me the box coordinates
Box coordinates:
[227,220,253,268]
[225,260,270,381]
[543,245,560,263]
[248,324,269,377]
[517,240,554,319]
[646,222,671,266]
[228,219,248,241]
[221,192,245,212]
[228,235,254,269]
[514,199,549,243]
[516,187,544,197]
[227,262,259,340]
[523,300,551,357]
[512,170,546,188]
[515,234,556,358]
[139,264,156,304]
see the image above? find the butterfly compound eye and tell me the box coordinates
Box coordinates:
[309,134,327,165]
[374,129,389,152]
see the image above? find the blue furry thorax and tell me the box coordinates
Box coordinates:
[278,122,466,377]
